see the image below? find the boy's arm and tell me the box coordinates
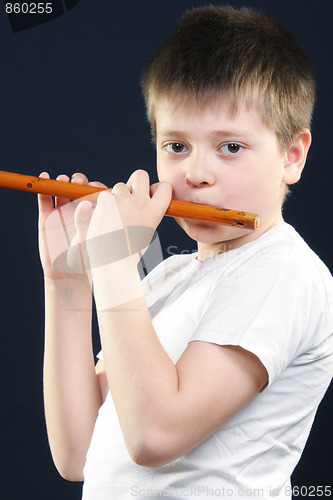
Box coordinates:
[95,359,108,402]
[43,278,103,481]
[98,296,267,467]
[86,170,267,467]
[39,173,105,481]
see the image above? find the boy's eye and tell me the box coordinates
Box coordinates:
[165,142,188,154]
[220,143,243,154]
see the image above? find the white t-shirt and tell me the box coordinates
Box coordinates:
[82,222,333,499]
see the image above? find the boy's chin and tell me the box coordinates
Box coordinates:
[177,218,251,245]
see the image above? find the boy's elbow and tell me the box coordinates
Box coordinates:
[129,443,167,468]
[58,467,84,482]
[52,454,85,482]
[127,427,176,468]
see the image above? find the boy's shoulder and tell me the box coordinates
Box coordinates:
[232,222,332,288]
[144,222,333,300]
[261,223,332,283]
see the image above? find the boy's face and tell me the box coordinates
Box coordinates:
[155,98,291,258]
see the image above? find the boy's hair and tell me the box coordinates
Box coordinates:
[141,6,315,149]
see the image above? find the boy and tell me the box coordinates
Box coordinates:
[38,6,333,499]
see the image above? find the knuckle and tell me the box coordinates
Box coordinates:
[89,181,107,189]
[71,172,88,183]
[56,174,70,182]
[136,169,149,180]
[136,169,148,176]
[112,181,127,191]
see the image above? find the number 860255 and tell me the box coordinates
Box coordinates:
[5,3,53,14]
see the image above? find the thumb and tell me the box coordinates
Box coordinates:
[150,181,172,198]
[150,181,172,211]
[74,200,94,244]
[65,200,94,274]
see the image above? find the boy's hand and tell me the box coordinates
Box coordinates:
[38,172,106,281]
[82,170,171,268]
[73,170,172,310]
[73,169,171,265]
[114,169,172,230]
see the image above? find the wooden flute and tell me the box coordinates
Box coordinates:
[0,170,260,230]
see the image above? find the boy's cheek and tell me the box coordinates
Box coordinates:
[157,168,181,195]
[156,161,172,180]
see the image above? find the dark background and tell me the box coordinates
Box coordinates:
[0,1,332,498]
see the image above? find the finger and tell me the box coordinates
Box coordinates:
[71,172,109,191]
[71,172,89,185]
[38,172,54,221]
[71,174,108,205]
[150,181,172,198]
[150,180,172,200]
[89,180,109,190]
[89,190,124,236]
[66,201,93,274]
[151,181,173,215]
[112,181,130,196]
[74,200,94,243]
[126,170,150,197]
[55,174,71,208]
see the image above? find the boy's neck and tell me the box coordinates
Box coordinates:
[196,213,284,262]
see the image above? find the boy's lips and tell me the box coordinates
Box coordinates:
[179,198,220,207]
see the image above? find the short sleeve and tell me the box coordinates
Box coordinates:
[190,245,324,387]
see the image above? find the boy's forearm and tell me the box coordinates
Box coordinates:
[97,281,180,466]
[43,277,102,480]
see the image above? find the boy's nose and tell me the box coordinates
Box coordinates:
[185,158,215,188]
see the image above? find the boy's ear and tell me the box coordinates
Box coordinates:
[283,129,312,185]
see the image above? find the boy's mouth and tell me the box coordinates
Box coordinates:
[179,198,220,207]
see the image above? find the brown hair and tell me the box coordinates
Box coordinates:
[141,6,315,149]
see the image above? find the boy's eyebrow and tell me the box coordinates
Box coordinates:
[157,129,253,139]
[211,129,253,139]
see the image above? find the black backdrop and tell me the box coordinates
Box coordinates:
[0,1,332,499]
